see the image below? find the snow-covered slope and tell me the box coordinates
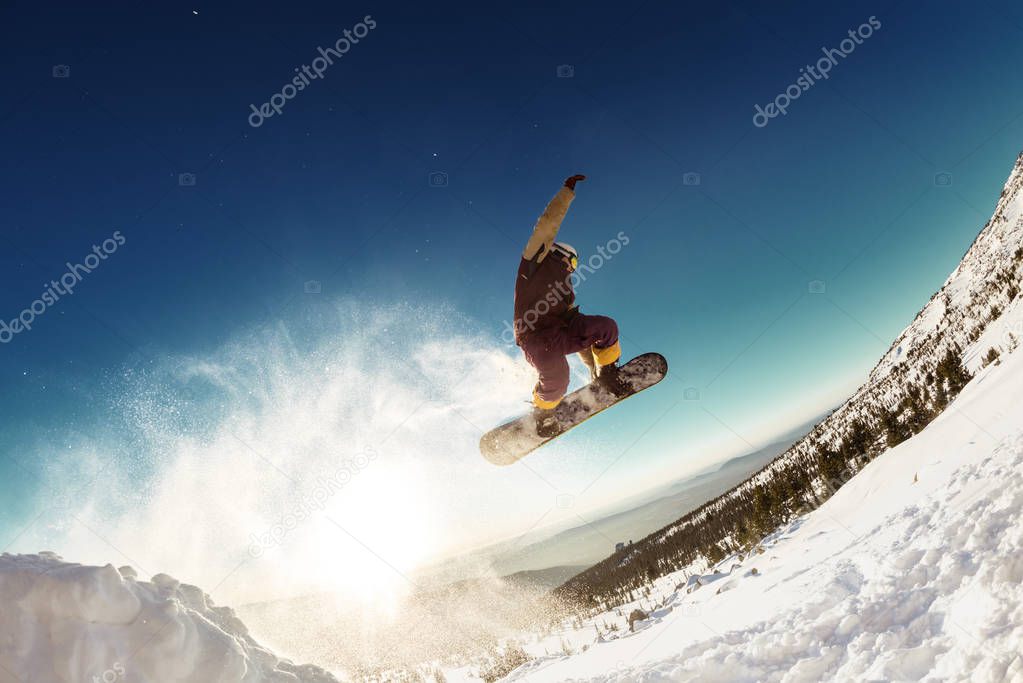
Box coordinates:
[502,319,1023,682]
[848,152,1023,399]
[0,555,338,683]
[658,151,1023,546]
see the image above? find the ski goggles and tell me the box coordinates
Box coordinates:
[551,244,578,271]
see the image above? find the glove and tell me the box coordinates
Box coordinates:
[564,174,586,190]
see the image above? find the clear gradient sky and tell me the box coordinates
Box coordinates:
[3,1,1023,600]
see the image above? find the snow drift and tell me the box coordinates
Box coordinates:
[0,554,337,683]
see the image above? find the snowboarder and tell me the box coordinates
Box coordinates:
[514,174,625,436]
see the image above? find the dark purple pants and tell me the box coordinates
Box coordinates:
[520,313,619,405]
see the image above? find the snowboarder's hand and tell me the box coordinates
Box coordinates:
[564,174,586,190]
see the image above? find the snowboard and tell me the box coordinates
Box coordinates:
[480,353,668,466]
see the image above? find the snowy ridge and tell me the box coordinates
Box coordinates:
[662,151,1023,541]
[501,304,1023,683]
[0,553,338,683]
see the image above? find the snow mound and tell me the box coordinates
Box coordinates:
[0,554,337,683]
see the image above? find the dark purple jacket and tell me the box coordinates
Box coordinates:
[514,255,576,343]
[513,186,576,344]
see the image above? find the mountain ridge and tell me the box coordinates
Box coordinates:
[556,151,1023,608]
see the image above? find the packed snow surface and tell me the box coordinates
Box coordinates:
[0,555,337,683]
[502,342,1023,682]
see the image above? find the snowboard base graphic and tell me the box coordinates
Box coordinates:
[480,353,668,466]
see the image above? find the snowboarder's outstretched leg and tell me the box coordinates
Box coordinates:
[572,313,621,370]
[574,314,627,397]
[521,312,621,410]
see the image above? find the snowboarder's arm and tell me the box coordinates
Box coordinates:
[522,175,585,261]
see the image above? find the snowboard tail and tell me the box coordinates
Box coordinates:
[479,353,668,466]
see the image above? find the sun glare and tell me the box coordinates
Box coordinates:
[304,462,436,606]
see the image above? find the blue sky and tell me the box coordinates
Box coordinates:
[2,0,1023,594]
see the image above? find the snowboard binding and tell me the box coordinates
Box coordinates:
[532,406,561,438]
[594,362,629,398]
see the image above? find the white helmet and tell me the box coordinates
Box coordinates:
[551,241,578,266]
